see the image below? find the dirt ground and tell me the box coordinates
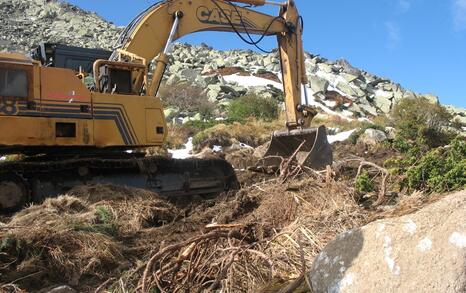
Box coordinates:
[0,141,435,292]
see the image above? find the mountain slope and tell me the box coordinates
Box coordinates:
[0,0,120,53]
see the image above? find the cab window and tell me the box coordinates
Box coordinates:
[0,68,28,98]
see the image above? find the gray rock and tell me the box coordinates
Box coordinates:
[203,75,220,85]
[453,114,466,126]
[385,127,396,140]
[232,85,248,96]
[215,59,226,68]
[201,64,215,74]
[168,62,184,74]
[194,75,207,88]
[309,75,329,93]
[352,87,367,98]
[310,190,466,293]
[336,59,362,76]
[207,84,222,101]
[359,103,379,116]
[402,91,417,100]
[166,74,180,86]
[318,63,333,73]
[357,128,387,146]
[340,73,359,83]
[373,91,394,113]
[0,0,122,53]
[220,85,239,97]
[336,82,357,97]
[393,87,405,102]
[382,82,395,92]
[421,93,440,104]
[179,68,200,82]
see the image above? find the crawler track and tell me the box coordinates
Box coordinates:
[0,155,239,211]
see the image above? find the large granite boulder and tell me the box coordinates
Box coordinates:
[310,190,466,293]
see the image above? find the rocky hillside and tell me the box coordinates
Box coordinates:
[0,0,120,53]
[1,0,464,127]
[164,43,465,128]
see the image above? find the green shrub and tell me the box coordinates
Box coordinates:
[355,171,375,193]
[228,94,278,122]
[388,137,466,193]
[0,236,19,253]
[391,97,453,150]
[69,205,117,236]
[95,205,114,224]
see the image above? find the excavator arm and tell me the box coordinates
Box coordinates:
[111,0,332,169]
[111,0,312,129]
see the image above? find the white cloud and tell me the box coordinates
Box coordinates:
[398,0,411,13]
[453,0,466,31]
[385,22,401,49]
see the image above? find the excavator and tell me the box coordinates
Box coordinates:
[0,0,332,211]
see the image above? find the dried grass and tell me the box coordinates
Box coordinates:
[0,186,179,289]
[193,118,283,150]
[312,114,363,131]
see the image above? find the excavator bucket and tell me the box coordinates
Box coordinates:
[257,125,333,170]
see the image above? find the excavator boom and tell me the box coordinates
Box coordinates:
[113,0,332,169]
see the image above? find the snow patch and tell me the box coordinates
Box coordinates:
[328,129,356,144]
[417,237,432,252]
[449,232,466,248]
[212,145,223,152]
[168,137,193,159]
[223,74,283,90]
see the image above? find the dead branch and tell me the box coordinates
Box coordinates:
[140,230,230,292]
[94,277,116,293]
[205,223,244,230]
[208,248,242,291]
[279,140,306,183]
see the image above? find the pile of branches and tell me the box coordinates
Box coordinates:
[101,171,368,292]
[102,227,274,293]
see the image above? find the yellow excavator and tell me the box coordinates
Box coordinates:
[0,0,332,211]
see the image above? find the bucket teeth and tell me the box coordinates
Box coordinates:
[257,125,333,170]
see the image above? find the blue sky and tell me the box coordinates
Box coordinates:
[67,0,466,108]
